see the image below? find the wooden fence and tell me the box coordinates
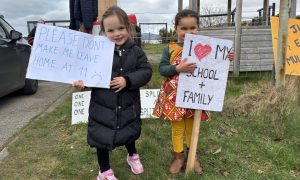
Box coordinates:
[200,26,274,72]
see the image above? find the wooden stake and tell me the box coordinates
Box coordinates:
[185,109,202,175]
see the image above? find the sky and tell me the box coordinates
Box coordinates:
[0,0,299,36]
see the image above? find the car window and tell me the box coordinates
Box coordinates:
[0,18,14,38]
[0,26,6,39]
[0,18,14,32]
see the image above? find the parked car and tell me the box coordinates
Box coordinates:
[0,16,38,98]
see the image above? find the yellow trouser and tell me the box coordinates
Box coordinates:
[171,118,193,153]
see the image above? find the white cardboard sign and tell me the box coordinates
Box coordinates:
[140,89,160,119]
[26,24,115,88]
[71,89,159,124]
[71,91,91,124]
[175,34,233,112]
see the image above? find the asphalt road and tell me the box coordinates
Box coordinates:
[0,81,73,151]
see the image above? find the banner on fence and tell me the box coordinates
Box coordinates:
[71,89,159,124]
[271,17,300,76]
[175,34,233,112]
[26,24,115,88]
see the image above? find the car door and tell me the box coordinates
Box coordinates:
[0,18,23,96]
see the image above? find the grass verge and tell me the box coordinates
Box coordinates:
[1,71,299,179]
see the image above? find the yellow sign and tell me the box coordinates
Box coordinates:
[271,16,300,76]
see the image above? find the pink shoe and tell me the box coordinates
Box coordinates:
[97,168,118,180]
[126,153,144,174]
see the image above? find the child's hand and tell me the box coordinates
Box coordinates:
[176,58,197,73]
[73,80,85,90]
[110,77,126,93]
[228,51,234,61]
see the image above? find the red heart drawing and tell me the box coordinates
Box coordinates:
[194,43,212,61]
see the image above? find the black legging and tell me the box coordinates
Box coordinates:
[97,141,137,172]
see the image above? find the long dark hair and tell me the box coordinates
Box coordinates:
[100,6,133,35]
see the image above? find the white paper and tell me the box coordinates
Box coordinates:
[71,91,91,124]
[26,24,115,88]
[140,89,160,119]
[175,34,233,112]
[71,89,159,124]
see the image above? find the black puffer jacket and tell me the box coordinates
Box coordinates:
[87,39,152,150]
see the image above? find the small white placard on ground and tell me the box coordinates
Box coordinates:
[71,91,91,124]
[175,34,233,112]
[140,89,160,119]
[71,89,159,124]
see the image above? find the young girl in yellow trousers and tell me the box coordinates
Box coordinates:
[153,9,234,174]
[73,6,152,180]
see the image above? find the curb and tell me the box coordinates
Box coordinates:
[0,86,74,164]
[0,148,8,162]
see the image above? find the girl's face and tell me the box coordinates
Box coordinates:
[103,15,130,47]
[175,17,198,43]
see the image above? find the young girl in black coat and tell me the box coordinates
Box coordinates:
[73,6,152,180]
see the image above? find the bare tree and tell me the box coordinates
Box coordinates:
[200,7,227,28]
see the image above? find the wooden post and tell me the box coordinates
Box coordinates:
[98,0,117,20]
[189,0,199,13]
[227,0,232,26]
[178,0,183,12]
[197,0,200,15]
[185,110,202,175]
[276,0,289,87]
[263,0,270,26]
[234,0,243,77]
[289,0,297,18]
[272,3,276,16]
